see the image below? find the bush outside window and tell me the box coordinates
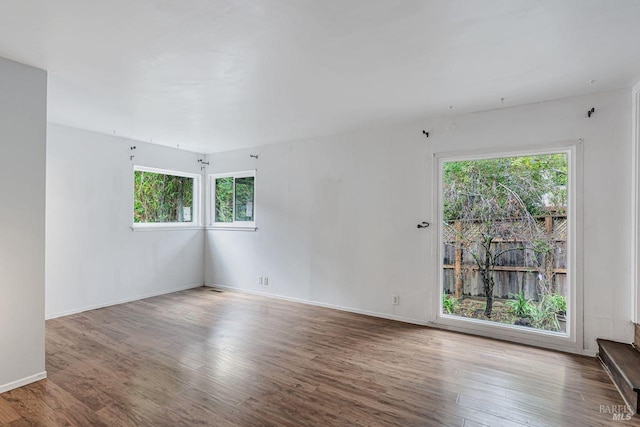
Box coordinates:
[211,171,256,228]
[133,166,199,226]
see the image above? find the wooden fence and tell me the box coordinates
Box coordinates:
[442,215,567,301]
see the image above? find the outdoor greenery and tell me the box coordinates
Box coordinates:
[215,176,255,223]
[442,293,459,314]
[215,177,234,222]
[544,293,567,314]
[234,177,255,222]
[134,170,194,223]
[443,154,567,222]
[447,293,567,332]
[442,153,568,327]
[506,291,537,319]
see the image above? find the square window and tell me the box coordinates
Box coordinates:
[211,171,256,228]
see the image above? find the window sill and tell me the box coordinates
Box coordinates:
[131,224,204,232]
[205,226,258,232]
[430,313,576,351]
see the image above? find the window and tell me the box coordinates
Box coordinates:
[133,166,200,227]
[436,147,577,343]
[210,171,256,228]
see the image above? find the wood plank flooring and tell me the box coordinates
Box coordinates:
[1,287,638,426]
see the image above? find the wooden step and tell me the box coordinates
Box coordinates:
[597,339,640,414]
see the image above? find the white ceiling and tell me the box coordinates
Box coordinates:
[1,0,639,153]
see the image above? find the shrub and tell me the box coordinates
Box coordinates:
[442,293,459,314]
[532,304,560,331]
[532,293,567,332]
[544,293,567,315]
[506,291,537,319]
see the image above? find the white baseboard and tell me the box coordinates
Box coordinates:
[46,282,204,320]
[205,284,428,326]
[0,371,47,394]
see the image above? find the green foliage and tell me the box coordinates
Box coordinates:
[442,154,567,222]
[215,176,255,223]
[443,153,568,318]
[518,294,566,332]
[532,239,552,255]
[442,293,459,314]
[234,177,255,222]
[543,293,567,314]
[531,299,561,332]
[506,291,537,319]
[215,177,234,222]
[134,171,193,223]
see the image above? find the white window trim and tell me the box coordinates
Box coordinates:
[632,84,640,324]
[132,165,202,230]
[430,141,584,353]
[209,170,257,230]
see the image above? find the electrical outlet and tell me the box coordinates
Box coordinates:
[263,276,269,286]
[257,276,263,285]
[392,295,399,305]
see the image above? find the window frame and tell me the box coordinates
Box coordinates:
[209,170,257,230]
[132,165,202,230]
[431,141,583,353]
[633,85,640,325]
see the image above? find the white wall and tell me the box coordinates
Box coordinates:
[205,89,633,354]
[0,58,47,392]
[45,124,205,319]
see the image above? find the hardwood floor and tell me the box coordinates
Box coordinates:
[0,287,638,426]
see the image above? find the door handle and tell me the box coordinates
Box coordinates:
[417,221,430,229]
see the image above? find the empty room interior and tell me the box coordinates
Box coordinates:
[3,0,640,425]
